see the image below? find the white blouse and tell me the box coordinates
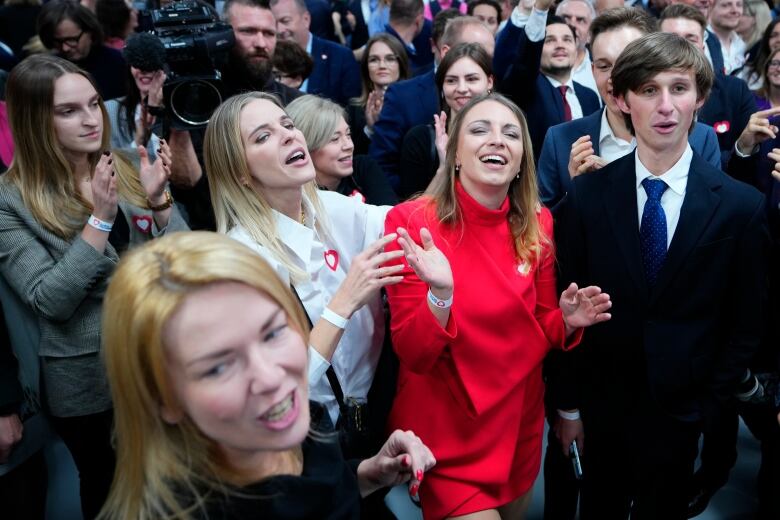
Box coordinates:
[228,191,390,426]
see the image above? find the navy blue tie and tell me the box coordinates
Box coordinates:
[640,178,668,286]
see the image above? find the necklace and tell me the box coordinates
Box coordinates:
[300,208,306,226]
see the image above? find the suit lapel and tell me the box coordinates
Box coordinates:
[309,37,326,92]
[649,154,721,305]
[588,109,604,156]
[541,78,566,121]
[603,153,646,293]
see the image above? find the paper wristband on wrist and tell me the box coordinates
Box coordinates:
[87,215,113,232]
[427,289,453,309]
[557,409,581,421]
[321,307,349,329]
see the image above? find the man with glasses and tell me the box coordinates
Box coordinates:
[37,0,126,100]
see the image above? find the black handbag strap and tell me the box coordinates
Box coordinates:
[289,284,346,410]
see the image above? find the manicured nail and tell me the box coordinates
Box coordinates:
[111,171,115,177]
[410,484,419,497]
[157,148,162,153]
[162,161,167,167]
[416,470,424,482]
[107,159,112,164]
[401,455,410,467]
[102,150,110,156]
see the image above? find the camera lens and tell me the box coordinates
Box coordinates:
[169,80,223,127]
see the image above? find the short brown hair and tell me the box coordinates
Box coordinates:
[659,3,707,31]
[272,39,313,81]
[589,7,657,46]
[611,32,713,133]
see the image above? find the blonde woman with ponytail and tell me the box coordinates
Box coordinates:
[0,54,187,518]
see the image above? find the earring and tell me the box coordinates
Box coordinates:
[455,164,461,173]
[515,172,521,180]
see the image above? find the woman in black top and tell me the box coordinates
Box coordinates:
[398,43,494,200]
[99,232,435,519]
[288,95,398,206]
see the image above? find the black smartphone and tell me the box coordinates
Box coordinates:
[570,440,583,480]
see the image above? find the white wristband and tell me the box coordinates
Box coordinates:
[87,215,113,232]
[321,307,349,329]
[557,409,581,421]
[427,289,453,309]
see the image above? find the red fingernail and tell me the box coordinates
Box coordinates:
[108,159,112,164]
[103,150,110,156]
[417,470,424,482]
[410,484,419,497]
[401,455,410,467]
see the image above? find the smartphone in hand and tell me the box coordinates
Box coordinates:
[570,440,583,480]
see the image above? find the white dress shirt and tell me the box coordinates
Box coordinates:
[545,76,584,120]
[635,144,693,248]
[571,50,599,100]
[509,6,548,42]
[299,32,314,93]
[598,108,636,164]
[228,191,390,426]
[708,26,746,75]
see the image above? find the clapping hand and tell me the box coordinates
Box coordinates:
[395,227,453,295]
[138,139,171,206]
[568,135,607,179]
[736,106,780,155]
[559,283,612,335]
[91,151,118,222]
[356,429,436,498]
[433,111,449,166]
[365,89,385,128]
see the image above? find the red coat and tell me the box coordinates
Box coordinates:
[384,183,580,519]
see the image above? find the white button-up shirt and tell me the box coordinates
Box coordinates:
[635,144,692,248]
[228,191,390,426]
[598,108,636,164]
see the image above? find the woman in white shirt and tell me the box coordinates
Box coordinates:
[203,91,402,457]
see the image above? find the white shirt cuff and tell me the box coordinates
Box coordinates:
[510,5,531,28]
[307,345,330,384]
[734,141,758,158]
[525,8,548,43]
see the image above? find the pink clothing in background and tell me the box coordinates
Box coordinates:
[0,102,13,167]
[424,0,468,20]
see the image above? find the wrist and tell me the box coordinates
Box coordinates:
[429,286,453,300]
[327,294,355,319]
[321,306,350,329]
[147,190,173,211]
[427,288,453,308]
[557,409,581,421]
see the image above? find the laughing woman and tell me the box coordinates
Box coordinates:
[0,54,187,518]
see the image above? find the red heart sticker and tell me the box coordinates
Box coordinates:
[714,120,730,134]
[324,249,339,271]
[349,189,366,203]
[133,215,153,234]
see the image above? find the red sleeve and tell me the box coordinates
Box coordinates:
[533,208,582,351]
[383,202,457,374]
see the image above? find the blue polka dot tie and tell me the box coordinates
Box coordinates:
[640,178,668,287]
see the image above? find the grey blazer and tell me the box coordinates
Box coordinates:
[0,177,188,417]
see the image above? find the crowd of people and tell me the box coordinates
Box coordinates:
[0,0,779,519]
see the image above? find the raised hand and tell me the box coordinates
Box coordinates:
[365,89,385,128]
[396,227,453,294]
[736,106,780,154]
[568,135,607,179]
[356,429,436,498]
[768,148,780,181]
[559,283,611,334]
[433,111,448,166]
[91,151,118,222]
[138,139,171,205]
[328,233,405,318]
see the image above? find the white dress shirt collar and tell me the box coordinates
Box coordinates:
[598,108,635,163]
[635,144,692,196]
[545,75,584,120]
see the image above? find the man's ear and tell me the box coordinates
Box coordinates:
[303,11,311,30]
[615,92,631,116]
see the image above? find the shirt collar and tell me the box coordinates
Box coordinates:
[635,144,692,196]
[305,32,313,54]
[599,108,635,148]
[273,194,317,263]
[545,75,575,91]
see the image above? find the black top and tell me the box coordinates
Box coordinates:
[320,155,398,206]
[194,424,361,519]
[346,103,371,157]
[398,123,438,201]
[0,5,41,58]
[76,44,127,101]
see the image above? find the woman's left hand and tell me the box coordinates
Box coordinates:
[356,429,436,499]
[559,283,612,334]
[138,139,171,204]
[433,111,448,165]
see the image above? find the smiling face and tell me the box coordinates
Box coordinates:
[130,67,163,94]
[162,282,310,471]
[239,98,315,194]
[366,40,401,89]
[768,22,780,51]
[710,0,743,33]
[615,69,704,157]
[455,99,524,197]
[270,0,311,49]
[472,4,500,35]
[541,23,577,78]
[52,73,103,162]
[311,116,354,186]
[558,0,592,49]
[660,17,706,50]
[591,26,646,116]
[442,57,494,115]
[765,49,780,88]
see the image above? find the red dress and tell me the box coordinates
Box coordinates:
[384,183,580,519]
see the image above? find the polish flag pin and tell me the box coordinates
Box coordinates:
[713,121,730,134]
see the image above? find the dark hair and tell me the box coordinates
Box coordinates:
[611,32,713,134]
[589,7,657,46]
[272,40,314,81]
[467,0,503,22]
[436,42,492,117]
[659,3,707,31]
[37,0,104,49]
[390,0,424,26]
[748,17,780,90]
[546,14,577,42]
[354,33,410,106]
[96,0,133,40]
[223,0,272,21]
[432,8,463,45]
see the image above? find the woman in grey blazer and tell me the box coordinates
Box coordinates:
[0,55,188,518]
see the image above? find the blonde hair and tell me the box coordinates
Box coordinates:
[5,54,147,237]
[203,91,330,283]
[99,231,311,520]
[286,95,345,153]
[429,93,548,265]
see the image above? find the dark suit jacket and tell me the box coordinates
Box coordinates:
[385,21,434,77]
[556,151,768,424]
[706,29,726,76]
[306,0,336,42]
[368,70,438,184]
[307,35,361,106]
[698,73,756,168]
[496,22,600,159]
[537,108,722,209]
[345,0,369,50]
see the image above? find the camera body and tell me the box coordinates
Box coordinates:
[141,1,235,129]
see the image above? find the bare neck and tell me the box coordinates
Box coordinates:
[636,140,687,176]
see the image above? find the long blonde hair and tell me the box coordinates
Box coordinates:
[203,91,330,282]
[5,54,146,237]
[99,231,311,520]
[431,93,548,265]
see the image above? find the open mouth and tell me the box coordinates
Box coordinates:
[285,149,306,165]
[337,155,353,164]
[260,392,294,422]
[480,154,508,165]
[653,121,677,133]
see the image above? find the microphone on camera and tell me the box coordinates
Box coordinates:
[123,33,167,72]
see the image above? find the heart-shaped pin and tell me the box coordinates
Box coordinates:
[714,120,730,134]
[324,249,339,271]
[349,189,366,203]
[133,215,152,234]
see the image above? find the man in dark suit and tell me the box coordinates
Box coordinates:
[659,4,755,169]
[497,8,600,159]
[538,7,721,210]
[344,0,371,50]
[384,0,435,76]
[271,0,361,105]
[668,0,726,75]
[556,32,769,518]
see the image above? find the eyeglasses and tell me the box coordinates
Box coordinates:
[52,30,85,49]
[367,54,399,67]
[768,60,780,70]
